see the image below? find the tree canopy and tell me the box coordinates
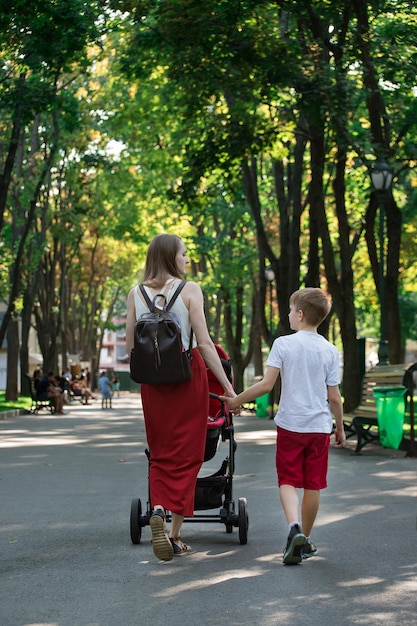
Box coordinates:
[1,0,416,407]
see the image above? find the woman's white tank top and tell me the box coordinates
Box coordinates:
[133,279,196,350]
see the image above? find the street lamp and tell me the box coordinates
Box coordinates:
[265,266,275,417]
[369,160,393,367]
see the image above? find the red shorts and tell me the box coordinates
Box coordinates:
[276,426,330,490]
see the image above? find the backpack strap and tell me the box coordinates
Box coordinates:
[139,280,186,313]
[139,284,154,312]
[166,282,194,352]
[165,281,186,311]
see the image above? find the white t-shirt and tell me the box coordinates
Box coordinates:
[266,330,340,434]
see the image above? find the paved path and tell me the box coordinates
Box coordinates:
[1,395,416,626]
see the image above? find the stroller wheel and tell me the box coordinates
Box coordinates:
[225,522,233,534]
[238,497,249,545]
[130,498,142,544]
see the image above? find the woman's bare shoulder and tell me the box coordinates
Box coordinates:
[182,280,202,297]
[127,286,138,301]
[181,280,203,307]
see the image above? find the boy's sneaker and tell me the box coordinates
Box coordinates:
[302,540,318,559]
[283,524,306,565]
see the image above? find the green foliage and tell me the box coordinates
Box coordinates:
[0,1,105,123]
[0,0,102,69]
[1,1,417,397]
[108,3,417,341]
[399,292,417,342]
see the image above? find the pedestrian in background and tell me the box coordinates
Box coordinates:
[98,371,113,409]
[112,373,121,398]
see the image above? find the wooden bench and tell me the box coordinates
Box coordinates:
[343,364,413,454]
[25,374,54,414]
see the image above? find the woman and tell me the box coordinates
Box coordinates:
[126,234,236,561]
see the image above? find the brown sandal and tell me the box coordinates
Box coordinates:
[170,537,192,556]
[150,509,174,562]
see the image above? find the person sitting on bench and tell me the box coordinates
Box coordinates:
[70,376,94,404]
[36,370,65,415]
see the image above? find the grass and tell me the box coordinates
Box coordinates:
[0,391,32,413]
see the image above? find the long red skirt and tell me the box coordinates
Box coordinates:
[141,348,209,516]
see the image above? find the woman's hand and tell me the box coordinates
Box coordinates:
[220,394,241,414]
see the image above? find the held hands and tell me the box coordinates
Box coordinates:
[220,394,241,415]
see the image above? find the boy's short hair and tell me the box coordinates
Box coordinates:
[290,288,331,327]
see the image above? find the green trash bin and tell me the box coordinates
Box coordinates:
[373,385,407,449]
[256,393,269,418]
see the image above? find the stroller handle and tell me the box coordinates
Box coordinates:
[208,392,231,426]
[209,392,226,414]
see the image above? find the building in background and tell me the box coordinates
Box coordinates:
[99,311,137,392]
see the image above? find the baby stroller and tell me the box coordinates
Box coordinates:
[130,344,249,546]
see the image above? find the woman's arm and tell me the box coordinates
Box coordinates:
[183,282,236,397]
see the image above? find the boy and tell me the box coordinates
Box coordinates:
[222,288,345,564]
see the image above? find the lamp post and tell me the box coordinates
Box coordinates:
[265,266,275,417]
[369,160,393,367]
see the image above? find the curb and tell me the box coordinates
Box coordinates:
[0,409,24,420]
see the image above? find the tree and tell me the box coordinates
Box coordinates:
[2,0,416,408]
[0,1,106,397]
[112,0,417,408]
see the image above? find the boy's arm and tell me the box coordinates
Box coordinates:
[220,366,280,412]
[327,385,346,447]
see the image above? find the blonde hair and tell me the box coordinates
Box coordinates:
[290,288,331,326]
[142,234,184,287]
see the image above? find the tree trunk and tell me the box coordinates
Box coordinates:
[5,319,19,401]
[20,300,32,396]
[310,126,361,411]
[0,81,25,234]
[273,129,307,335]
[353,0,402,364]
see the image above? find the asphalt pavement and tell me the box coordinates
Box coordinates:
[1,394,416,626]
